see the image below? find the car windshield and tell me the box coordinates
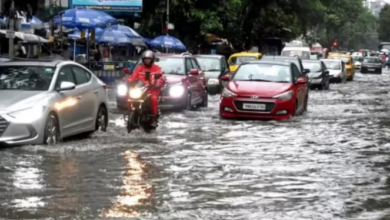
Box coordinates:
[352,56,363,62]
[196,57,221,71]
[263,58,302,71]
[229,56,257,65]
[281,50,310,59]
[0,66,55,91]
[323,61,341,70]
[154,57,185,75]
[363,58,380,63]
[303,62,321,72]
[232,64,292,83]
[330,57,350,64]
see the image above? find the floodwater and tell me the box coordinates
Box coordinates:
[1,71,390,220]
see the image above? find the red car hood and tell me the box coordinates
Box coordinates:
[228,80,292,97]
[165,75,185,84]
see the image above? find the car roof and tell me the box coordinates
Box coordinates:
[230,51,261,57]
[0,58,64,67]
[302,59,321,63]
[320,59,341,62]
[262,55,300,60]
[245,60,292,66]
[193,54,223,58]
[156,54,187,58]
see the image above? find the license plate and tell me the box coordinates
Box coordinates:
[243,103,266,110]
[369,69,375,71]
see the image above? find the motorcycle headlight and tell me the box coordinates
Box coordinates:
[208,78,219,85]
[273,90,293,100]
[117,84,127,96]
[8,106,45,123]
[169,85,185,97]
[221,88,236,97]
[129,88,143,99]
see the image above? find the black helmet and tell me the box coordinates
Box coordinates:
[141,50,155,67]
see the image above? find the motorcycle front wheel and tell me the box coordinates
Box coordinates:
[127,111,136,133]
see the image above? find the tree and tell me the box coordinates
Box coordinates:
[378,4,390,42]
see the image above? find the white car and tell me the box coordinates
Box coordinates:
[321,59,347,83]
[0,59,109,145]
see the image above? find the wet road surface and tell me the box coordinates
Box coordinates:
[1,70,390,219]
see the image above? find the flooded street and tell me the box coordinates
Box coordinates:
[2,70,390,220]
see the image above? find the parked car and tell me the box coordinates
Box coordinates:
[219,60,309,120]
[0,59,108,145]
[321,59,347,83]
[117,53,208,111]
[227,51,262,72]
[302,60,330,90]
[361,57,382,74]
[194,54,230,95]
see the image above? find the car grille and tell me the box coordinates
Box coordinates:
[0,116,8,137]
[233,100,276,112]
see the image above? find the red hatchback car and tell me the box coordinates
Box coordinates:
[219,61,309,120]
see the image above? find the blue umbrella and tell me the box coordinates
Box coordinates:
[105,24,141,38]
[96,29,131,44]
[54,9,116,28]
[68,27,103,40]
[150,36,186,51]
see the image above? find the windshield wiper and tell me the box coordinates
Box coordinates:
[166,72,184,75]
[247,79,272,82]
[205,69,220,71]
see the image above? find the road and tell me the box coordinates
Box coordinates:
[1,70,390,219]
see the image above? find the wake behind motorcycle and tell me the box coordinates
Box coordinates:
[125,71,162,133]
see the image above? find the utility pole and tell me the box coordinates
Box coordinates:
[166,0,169,35]
[7,0,15,58]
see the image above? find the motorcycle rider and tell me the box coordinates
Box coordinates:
[128,50,165,126]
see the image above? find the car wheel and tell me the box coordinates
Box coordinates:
[44,113,60,145]
[201,90,208,107]
[95,105,108,132]
[186,92,194,110]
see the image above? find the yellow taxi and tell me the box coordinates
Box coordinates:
[228,52,262,72]
[328,53,355,81]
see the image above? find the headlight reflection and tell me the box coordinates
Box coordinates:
[100,151,154,218]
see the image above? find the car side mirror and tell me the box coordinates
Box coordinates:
[189,69,199,75]
[154,73,162,79]
[303,68,310,74]
[58,81,76,91]
[221,75,230,81]
[296,77,307,84]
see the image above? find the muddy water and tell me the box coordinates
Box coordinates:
[1,71,390,219]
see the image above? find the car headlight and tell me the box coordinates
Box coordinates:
[273,90,293,100]
[208,78,219,85]
[117,84,127,96]
[169,85,185,97]
[8,106,45,123]
[129,88,143,99]
[221,88,236,97]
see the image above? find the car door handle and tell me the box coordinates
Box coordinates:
[77,96,82,99]
[94,90,98,94]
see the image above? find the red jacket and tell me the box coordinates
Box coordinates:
[128,64,165,88]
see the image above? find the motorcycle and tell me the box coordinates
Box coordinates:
[125,71,162,133]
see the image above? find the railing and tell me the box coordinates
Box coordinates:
[88,61,137,84]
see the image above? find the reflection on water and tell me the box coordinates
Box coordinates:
[11,159,45,209]
[101,151,154,218]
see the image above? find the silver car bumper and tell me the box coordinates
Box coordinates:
[0,114,46,145]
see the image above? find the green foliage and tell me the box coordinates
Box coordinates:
[134,0,378,50]
[378,5,390,42]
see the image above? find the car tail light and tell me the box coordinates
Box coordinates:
[103,84,107,90]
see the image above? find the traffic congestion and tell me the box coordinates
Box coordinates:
[1,43,390,219]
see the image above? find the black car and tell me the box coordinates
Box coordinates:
[302,60,330,90]
[361,57,382,74]
[194,55,230,95]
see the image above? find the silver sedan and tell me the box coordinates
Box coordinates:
[0,59,109,145]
